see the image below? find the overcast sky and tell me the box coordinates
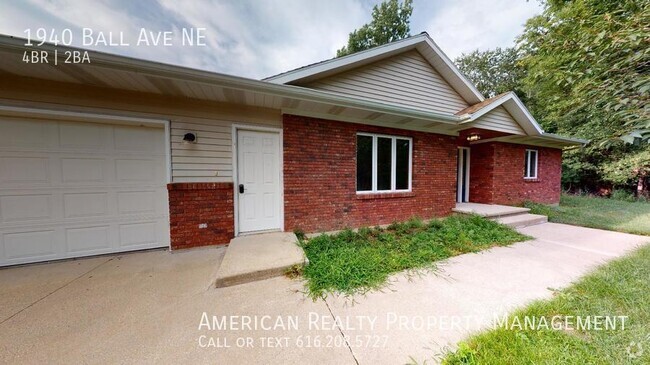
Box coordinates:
[1,0,542,79]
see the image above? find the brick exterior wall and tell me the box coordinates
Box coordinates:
[283,114,457,233]
[469,142,562,205]
[468,143,496,203]
[167,183,234,249]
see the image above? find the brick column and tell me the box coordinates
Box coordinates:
[167,182,234,249]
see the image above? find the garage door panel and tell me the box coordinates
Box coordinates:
[1,194,53,222]
[1,119,55,150]
[115,159,159,183]
[114,125,165,153]
[119,222,158,247]
[63,192,108,218]
[0,156,50,184]
[0,118,169,266]
[59,122,110,149]
[61,157,107,184]
[3,230,57,260]
[65,225,111,253]
[117,190,157,214]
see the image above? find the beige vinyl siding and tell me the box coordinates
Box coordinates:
[0,75,281,183]
[472,106,525,135]
[303,50,469,114]
[170,119,239,182]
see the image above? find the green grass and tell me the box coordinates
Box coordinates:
[525,194,650,236]
[298,215,530,298]
[443,244,650,365]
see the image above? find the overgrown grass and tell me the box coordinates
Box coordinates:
[443,244,650,365]
[525,194,650,236]
[298,215,530,298]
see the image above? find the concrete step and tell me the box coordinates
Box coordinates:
[495,213,548,228]
[452,203,530,218]
[214,232,306,288]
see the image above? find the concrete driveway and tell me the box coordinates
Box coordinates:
[1,223,647,364]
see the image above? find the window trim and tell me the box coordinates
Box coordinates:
[524,149,538,179]
[356,132,413,194]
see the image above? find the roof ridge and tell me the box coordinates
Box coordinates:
[262,33,429,81]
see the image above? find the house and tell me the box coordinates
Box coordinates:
[0,33,584,266]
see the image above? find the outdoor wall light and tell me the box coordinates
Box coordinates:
[182,132,197,143]
[466,133,481,142]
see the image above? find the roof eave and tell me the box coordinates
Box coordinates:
[0,35,462,125]
[539,133,589,145]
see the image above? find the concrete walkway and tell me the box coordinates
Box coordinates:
[0,223,647,364]
[214,232,306,288]
[324,223,648,363]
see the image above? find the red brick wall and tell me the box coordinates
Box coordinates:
[469,143,496,203]
[167,183,234,249]
[469,142,562,205]
[283,114,457,233]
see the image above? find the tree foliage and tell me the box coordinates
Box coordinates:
[336,0,413,57]
[455,47,526,99]
[518,0,650,195]
[453,0,649,194]
[519,0,649,140]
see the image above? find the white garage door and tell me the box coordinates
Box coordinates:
[0,117,169,266]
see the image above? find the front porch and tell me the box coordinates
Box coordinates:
[453,202,548,228]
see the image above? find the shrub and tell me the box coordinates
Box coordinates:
[610,189,636,202]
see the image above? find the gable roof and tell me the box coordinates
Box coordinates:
[262,33,553,138]
[264,32,485,105]
[457,92,544,135]
[302,49,469,115]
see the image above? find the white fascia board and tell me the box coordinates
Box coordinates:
[264,35,426,84]
[508,93,544,135]
[471,134,585,148]
[420,37,485,103]
[538,133,589,145]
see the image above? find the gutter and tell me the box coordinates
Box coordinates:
[538,133,589,145]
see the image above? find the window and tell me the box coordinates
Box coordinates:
[356,133,412,193]
[524,149,538,179]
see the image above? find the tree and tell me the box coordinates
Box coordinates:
[519,0,649,137]
[517,0,650,195]
[336,0,413,57]
[454,47,526,99]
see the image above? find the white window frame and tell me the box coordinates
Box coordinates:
[524,149,538,179]
[356,133,413,193]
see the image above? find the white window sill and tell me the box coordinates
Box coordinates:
[355,191,415,200]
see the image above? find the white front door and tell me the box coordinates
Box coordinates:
[236,130,281,233]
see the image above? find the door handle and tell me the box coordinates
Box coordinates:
[238,184,245,194]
